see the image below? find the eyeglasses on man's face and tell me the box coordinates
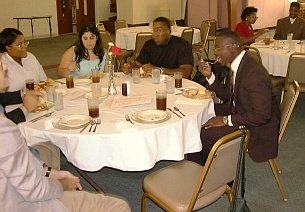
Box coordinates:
[214,44,231,52]
[9,41,30,48]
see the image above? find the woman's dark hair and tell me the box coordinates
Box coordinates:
[241,6,258,21]
[74,23,104,67]
[0,28,23,53]
[153,17,171,30]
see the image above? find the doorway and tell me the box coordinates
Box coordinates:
[56,0,96,35]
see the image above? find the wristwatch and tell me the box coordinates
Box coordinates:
[223,116,228,125]
[160,67,164,75]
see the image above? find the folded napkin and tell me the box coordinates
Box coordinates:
[45,118,56,130]
[175,98,204,105]
[115,121,139,132]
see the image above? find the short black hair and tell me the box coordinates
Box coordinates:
[241,6,258,21]
[153,17,170,30]
[0,28,23,53]
[217,31,244,47]
[290,2,300,10]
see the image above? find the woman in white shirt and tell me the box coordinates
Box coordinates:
[0,28,47,92]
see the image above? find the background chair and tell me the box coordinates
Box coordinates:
[206,19,217,53]
[169,19,176,26]
[141,130,250,212]
[181,28,194,45]
[115,19,128,33]
[132,32,152,62]
[281,52,305,100]
[268,80,300,201]
[96,22,105,32]
[192,20,210,60]
[244,45,285,89]
[99,30,133,70]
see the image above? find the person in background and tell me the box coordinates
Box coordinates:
[122,16,194,79]
[0,61,131,212]
[58,22,107,78]
[234,6,266,45]
[0,28,47,92]
[187,31,280,166]
[274,2,305,40]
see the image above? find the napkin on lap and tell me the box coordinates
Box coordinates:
[115,121,139,132]
[175,98,204,105]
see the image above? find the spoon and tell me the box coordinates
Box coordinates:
[174,107,185,116]
[88,120,96,132]
[93,119,101,132]
[30,112,54,123]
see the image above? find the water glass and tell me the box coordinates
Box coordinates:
[91,83,102,98]
[45,85,55,102]
[274,40,280,50]
[152,68,161,84]
[174,72,183,88]
[287,33,293,43]
[165,76,175,94]
[289,41,295,51]
[300,40,305,53]
[53,92,64,110]
[156,90,167,111]
[87,96,99,118]
[132,68,140,84]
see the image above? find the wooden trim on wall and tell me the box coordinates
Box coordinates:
[227,0,237,30]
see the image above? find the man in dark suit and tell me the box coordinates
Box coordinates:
[274,2,305,40]
[188,31,280,165]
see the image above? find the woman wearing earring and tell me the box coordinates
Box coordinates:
[58,23,107,78]
[234,6,267,45]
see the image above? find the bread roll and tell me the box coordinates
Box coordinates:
[188,89,198,97]
[198,87,206,95]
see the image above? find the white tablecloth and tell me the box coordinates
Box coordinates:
[251,40,302,77]
[115,26,201,50]
[18,73,215,171]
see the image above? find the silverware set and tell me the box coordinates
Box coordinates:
[125,115,134,124]
[166,108,182,118]
[30,111,54,123]
[79,118,101,133]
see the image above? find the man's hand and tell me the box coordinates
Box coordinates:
[122,63,131,75]
[202,116,226,129]
[23,90,43,112]
[142,63,154,75]
[198,61,212,78]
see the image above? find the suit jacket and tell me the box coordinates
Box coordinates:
[0,114,68,212]
[274,17,305,40]
[0,91,26,124]
[208,52,280,162]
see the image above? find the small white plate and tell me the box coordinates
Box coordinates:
[138,109,168,122]
[58,115,91,127]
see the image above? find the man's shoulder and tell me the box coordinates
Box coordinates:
[277,17,289,23]
[170,36,191,47]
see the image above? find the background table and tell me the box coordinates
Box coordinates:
[116,26,201,50]
[251,40,302,77]
[18,73,215,172]
[13,16,52,39]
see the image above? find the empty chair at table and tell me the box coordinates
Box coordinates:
[132,32,153,62]
[192,20,210,60]
[181,28,194,45]
[115,19,128,33]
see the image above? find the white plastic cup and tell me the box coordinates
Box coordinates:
[165,76,175,94]
[152,68,161,84]
[45,85,55,102]
[53,92,64,110]
[132,68,140,84]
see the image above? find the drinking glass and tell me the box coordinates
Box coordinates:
[91,83,102,98]
[152,68,160,84]
[165,76,175,94]
[45,85,55,102]
[91,69,100,83]
[132,68,140,84]
[156,90,167,110]
[174,72,183,88]
[53,92,64,110]
[87,96,99,118]
[65,74,74,88]
[25,79,34,90]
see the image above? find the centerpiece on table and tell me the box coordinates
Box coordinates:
[107,42,121,95]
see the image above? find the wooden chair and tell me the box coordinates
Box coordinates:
[99,30,133,70]
[281,52,305,101]
[192,20,210,60]
[115,19,128,33]
[268,80,300,201]
[132,32,152,62]
[181,28,194,45]
[244,45,285,89]
[206,19,217,53]
[141,130,250,212]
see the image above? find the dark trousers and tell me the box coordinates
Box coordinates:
[187,103,235,166]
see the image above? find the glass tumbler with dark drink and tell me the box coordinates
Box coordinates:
[65,74,74,88]
[25,79,34,90]
[156,90,167,111]
[87,96,99,118]
[174,72,182,88]
[91,69,100,83]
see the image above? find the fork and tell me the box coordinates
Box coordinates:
[125,115,134,124]
[88,120,96,132]
[93,119,101,132]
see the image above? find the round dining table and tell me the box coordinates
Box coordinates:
[251,40,302,77]
[115,26,201,50]
[17,73,215,172]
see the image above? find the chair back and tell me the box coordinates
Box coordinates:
[181,28,194,45]
[189,130,250,209]
[115,19,128,32]
[199,20,210,47]
[96,23,105,31]
[207,19,217,38]
[132,32,152,61]
[244,45,262,64]
[279,81,300,142]
[99,30,112,49]
[169,19,176,26]
[283,53,305,92]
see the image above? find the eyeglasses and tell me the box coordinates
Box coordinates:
[214,44,231,52]
[9,41,30,48]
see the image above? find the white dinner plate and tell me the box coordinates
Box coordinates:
[74,79,92,85]
[58,115,91,127]
[138,109,168,122]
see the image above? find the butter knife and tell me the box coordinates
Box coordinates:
[166,108,182,118]
[30,112,54,123]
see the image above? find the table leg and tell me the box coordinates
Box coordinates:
[76,168,105,194]
[30,19,34,39]
[16,19,20,30]
[48,17,52,39]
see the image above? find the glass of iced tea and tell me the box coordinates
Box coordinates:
[65,74,74,88]
[87,96,99,118]
[174,72,182,88]
[91,69,100,83]
[25,79,34,90]
[156,90,167,111]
